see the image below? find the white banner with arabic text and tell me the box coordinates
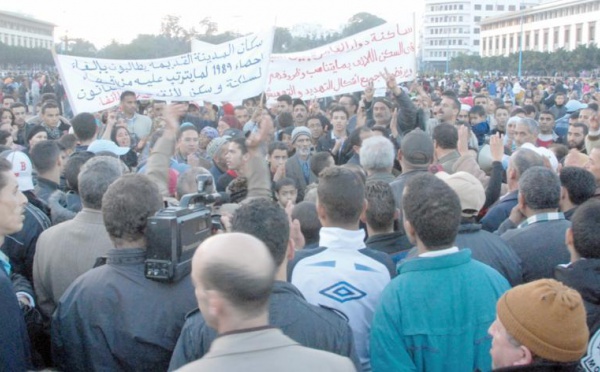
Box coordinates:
[55,29,275,114]
[265,21,416,100]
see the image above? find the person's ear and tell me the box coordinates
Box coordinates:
[513,345,534,366]
[397,149,403,162]
[206,289,223,319]
[316,198,327,223]
[360,204,367,224]
[403,218,416,244]
[560,186,569,202]
[517,192,527,211]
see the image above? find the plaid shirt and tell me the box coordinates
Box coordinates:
[517,212,565,229]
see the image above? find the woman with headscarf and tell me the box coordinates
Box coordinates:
[110,126,138,170]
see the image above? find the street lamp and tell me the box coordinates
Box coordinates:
[518,0,524,78]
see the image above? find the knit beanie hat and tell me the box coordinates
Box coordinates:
[206,136,230,160]
[496,279,589,362]
[291,126,311,144]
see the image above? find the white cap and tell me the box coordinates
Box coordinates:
[88,140,130,156]
[521,143,559,173]
[3,151,34,191]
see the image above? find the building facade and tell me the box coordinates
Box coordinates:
[0,10,54,50]
[480,0,600,57]
[421,0,541,71]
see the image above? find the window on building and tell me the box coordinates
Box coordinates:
[475,4,481,10]
[459,5,463,10]
[485,4,493,10]
[509,5,516,11]
[544,30,549,46]
[497,5,504,11]
[565,27,570,44]
[520,5,526,10]
[475,16,481,22]
[474,40,480,46]
[576,24,583,43]
[474,28,480,34]
[510,36,514,49]
[590,22,596,42]
[534,31,539,46]
[459,16,463,22]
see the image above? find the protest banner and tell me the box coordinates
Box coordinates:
[265,20,416,100]
[191,17,416,101]
[54,29,275,114]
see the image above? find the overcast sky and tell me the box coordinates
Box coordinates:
[4,1,423,48]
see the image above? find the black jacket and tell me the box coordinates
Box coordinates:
[365,231,412,259]
[0,269,32,371]
[316,131,353,165]
[52,248,196,371]
[456,223,523,287]
[1,203,50,282]
[168,280,361,371]
[555,258,600,335]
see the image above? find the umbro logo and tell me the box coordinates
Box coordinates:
[319,281,366,303]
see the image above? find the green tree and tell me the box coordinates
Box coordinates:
[273,27,293,53]
[341,12,386,37]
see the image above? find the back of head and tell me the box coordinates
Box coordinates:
[71,112,97,142]
[231,199,290,267]
[291,201,321,246]
[30,140,60,174]
[58,134,78,154]
[571,199,600,259]
[79,156,125,210]
[400,128,434,169]
[510,148,545,178]
[64,151,95,192]
[360,136,394,172]
[277,112,294,128]
[432,124,458,150]
[496,279,588,363]
[310,151,333,177]
[193,233,276,318]
[317,166,365,226]
[348,127,371,148]
[559,167,597,206]
[519,166,560,210]
[403,173,461,250]
[365,181,396,232]
[102,174,163,243]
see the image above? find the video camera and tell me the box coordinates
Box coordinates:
[144,174,223,282]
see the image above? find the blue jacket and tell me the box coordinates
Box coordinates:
[481,190,519,232]
[370,249,509,372]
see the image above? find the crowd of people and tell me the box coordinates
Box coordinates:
[1,70,600,371]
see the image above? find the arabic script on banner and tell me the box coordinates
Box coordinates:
[265,21,416,100]
[55,29,274,114]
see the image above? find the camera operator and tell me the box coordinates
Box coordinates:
[51,174,197,371]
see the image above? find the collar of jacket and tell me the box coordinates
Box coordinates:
[458,223,482,233]
[106,248,146,265]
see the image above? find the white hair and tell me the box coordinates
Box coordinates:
[360,136,395,171]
